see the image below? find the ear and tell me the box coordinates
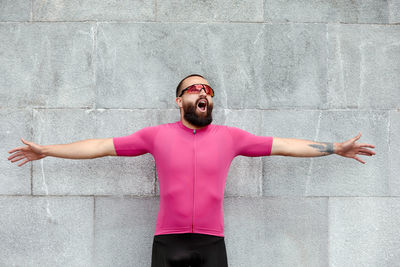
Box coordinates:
[176,97,183,108]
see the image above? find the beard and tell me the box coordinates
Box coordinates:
[183,98,213,127]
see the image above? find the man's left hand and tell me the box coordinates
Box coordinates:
[335,133,376,164]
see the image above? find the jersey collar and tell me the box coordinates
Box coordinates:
[177,120,211,133]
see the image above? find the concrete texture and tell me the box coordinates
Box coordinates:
[0,22,95,108]
[264,0,390,24]
[0,0,31,21]
[157,0,264,22]
[94,196,159,266]
[95,22,328,110]
[1,109,32,194]
[32,0,155,22]
[224,197,329,266]
[0,196,93,266]
[329,197,400,266]
[327,24,400,109]
[2,1,399,266]
[389,110,400,196]
[389,0,400,23]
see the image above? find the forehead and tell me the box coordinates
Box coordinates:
[181,76,210,90]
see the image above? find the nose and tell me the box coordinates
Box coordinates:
[199,86,207,96]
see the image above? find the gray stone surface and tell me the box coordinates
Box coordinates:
[264,0,390,23]
[224,110,265,196]
[32,109,156,196]
[207,23,327,109]
[94,196,159,266]
[0,196,93,266]
[262,110,387,196]
[389,0,400,23]
[0,0,31,21]
[330,197,400,266]
[157,0,263,22]
[96,22,327,109]
[261,110,322,196]
[304,110,388,196]
[2,1,398,265]
[327,24,400,109]
[0,23,95,108]
[32,0,155,21]
[96,22,190,109]
[224,196,329,267]
[2,109,32,194]
[389,110,400,196]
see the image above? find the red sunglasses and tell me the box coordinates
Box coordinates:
[179,84,215,97]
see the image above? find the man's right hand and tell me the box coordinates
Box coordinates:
[8,138,46,167]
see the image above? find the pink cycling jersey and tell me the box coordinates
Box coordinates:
[113,120,273,237]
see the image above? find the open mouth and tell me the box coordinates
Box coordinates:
[197,99,207,112]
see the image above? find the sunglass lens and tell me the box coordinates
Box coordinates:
[204,85,214,97]
[187,84,200,93]
[186,84,214,97]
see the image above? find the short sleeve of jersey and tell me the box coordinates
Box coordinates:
[112,126,158,156]
[227,126,273,157]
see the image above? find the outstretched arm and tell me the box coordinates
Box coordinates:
[8,138,117,167]
[270,133,375,164]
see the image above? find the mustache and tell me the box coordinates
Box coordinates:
[196,96,209,105]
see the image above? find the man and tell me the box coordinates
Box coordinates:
[8,74,376,267]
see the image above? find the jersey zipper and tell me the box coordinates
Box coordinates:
[192,128,196,232]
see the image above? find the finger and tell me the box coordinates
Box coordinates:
[10,155,26,163]
[8,146,26,153]
[358,143,375,149]
[353,132,362,141]
[359,148,376,155]
[8,151,24,160]
[21,138,34,147]
[354,156,365,164]
[18,159,30,167]
[358,152,372,156]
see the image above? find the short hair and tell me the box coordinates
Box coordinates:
[176,74,205,97]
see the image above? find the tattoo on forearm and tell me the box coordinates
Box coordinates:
[308,142,334,155]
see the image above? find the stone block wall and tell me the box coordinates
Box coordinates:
[1,1,399,266]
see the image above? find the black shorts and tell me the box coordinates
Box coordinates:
[151,233,228,267]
